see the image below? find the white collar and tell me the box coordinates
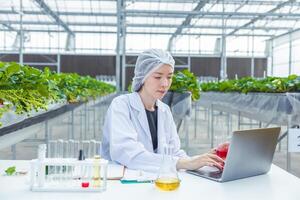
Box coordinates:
[128,92,167,113]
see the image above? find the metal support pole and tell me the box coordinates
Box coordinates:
[250,25,255,77]
[93,102,96,140]
[207,107,210,140]
[99,104,102,131]
[229,113,232,135]
[184,117,189,154]
[84,104,87,140]
[19,0,23,65]
[210,104,214,148]
[188,56,191,71]
[116,0,125,91]
[287,133,291,171]
[11,145,16,160]
[193,102,197,139]
[251,35,255,77]
[220,1,227,80]
[57,54,61,73]
[226,112,230,136]
[121,2,126,91]
[87,105,90,135]
[71,110,74,139]
[67,113,71,139]
[45,120,49,148]
[287,116,292,171]
[271,40,274,76]
[288,33,292,75]
[116,0,121,91]
[238,111,241,130]
[80,108,83,141]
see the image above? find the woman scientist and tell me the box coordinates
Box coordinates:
[102,49,224,172]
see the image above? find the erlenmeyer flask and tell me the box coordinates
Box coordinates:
[155,144,180,191]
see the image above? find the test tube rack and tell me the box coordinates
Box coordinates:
[30,158,108,192]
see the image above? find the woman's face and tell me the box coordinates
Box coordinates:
[142,64,174,100]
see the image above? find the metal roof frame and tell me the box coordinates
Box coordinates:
[33,0,74,36]
[167,0,209,50]
[227,0,296,36]
[0,20,294,31]
[0,0,299,47]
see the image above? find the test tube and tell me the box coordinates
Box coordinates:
[57,139,64,158]
[81,164,90,188]
[67,140,74,158]
[63,140,69,158]
[95,141,102,157]
[47,140,58,182]
[81,140,90,159]
[57,139,64,183]
[63,140,71,184]
[37,144,46,187]
[48,140,58,158]
[89,140,97,158]
[92,155,101,188]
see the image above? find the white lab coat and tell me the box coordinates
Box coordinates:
[102,92,187,172]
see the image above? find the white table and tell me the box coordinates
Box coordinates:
[0,160,300,200]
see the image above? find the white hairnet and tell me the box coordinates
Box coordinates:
[132,49,175,92]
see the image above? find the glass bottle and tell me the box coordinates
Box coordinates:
[155,144,180,191]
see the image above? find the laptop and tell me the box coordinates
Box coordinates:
[186,127,281,182]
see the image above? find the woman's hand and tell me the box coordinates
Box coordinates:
[176,153,224,171]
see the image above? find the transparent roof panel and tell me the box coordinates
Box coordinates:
[45,0,116,13]
[126,2,195,11]
[1,0,300,54]
[126,17,184,25]
[127,27,177,34]
[23,14,54,22]
[2,0,40,11]
[5,14,19,21]
[13,24,61,31]
[71,26,116,32]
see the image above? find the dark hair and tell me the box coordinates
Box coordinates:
[136,84,143,92]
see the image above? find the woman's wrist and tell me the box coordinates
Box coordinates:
[176,157,190,170]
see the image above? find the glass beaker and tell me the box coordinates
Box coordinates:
[155,144,180,191]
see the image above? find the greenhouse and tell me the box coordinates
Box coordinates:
[1,0,300,198]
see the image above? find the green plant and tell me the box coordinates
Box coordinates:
[0,62,53,118]
[200,75,300,93]
[5,166,16,176]
[49,73,116,103]
[127,82,132,93]
[170,69,200,101]
[0,62,116,127]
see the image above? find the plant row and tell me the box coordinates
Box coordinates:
[0,62,116,126]
[200,75,300,94]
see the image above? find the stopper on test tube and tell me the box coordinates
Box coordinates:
[78,149,85,160]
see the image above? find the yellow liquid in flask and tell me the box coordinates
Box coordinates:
[155,177,180,191]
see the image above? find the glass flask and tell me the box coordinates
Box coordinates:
[155,144,180,191]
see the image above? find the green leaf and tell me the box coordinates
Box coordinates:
[170,69,200,101]
[5,166,16,175]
